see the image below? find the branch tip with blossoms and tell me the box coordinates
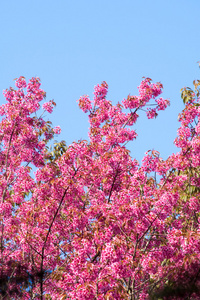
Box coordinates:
[53,126,61,135]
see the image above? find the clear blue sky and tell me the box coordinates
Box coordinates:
[1,0,200,163]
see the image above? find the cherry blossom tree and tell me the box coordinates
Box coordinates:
[0,75,199,299]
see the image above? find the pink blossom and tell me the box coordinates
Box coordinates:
[78,95,92,112]
[156,97,170,110]
[93,81,108,105]
[42,101,54,113]
[53,126,61,134]
[146,108,157,119]
[15,76,27,88]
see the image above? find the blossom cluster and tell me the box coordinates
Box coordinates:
[42,101,54,113]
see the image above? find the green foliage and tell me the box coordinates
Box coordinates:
[181,80,200,104]
[45,140,67,162]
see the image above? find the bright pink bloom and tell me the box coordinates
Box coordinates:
[42,101,54,113]
[15,76,27,88]
[53,126,61,134]
[78,95,92,112]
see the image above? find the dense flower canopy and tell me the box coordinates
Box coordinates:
[0,76,200,299]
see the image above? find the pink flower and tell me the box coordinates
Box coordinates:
[53,126,61,134]
[146,108,158,119]
[93,81,108,105]
[42,102,53,113]
[156,97,170,110]
[78,95,92,113]
[15,76,27,88]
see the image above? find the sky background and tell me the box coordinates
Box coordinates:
[0,0,200,163]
